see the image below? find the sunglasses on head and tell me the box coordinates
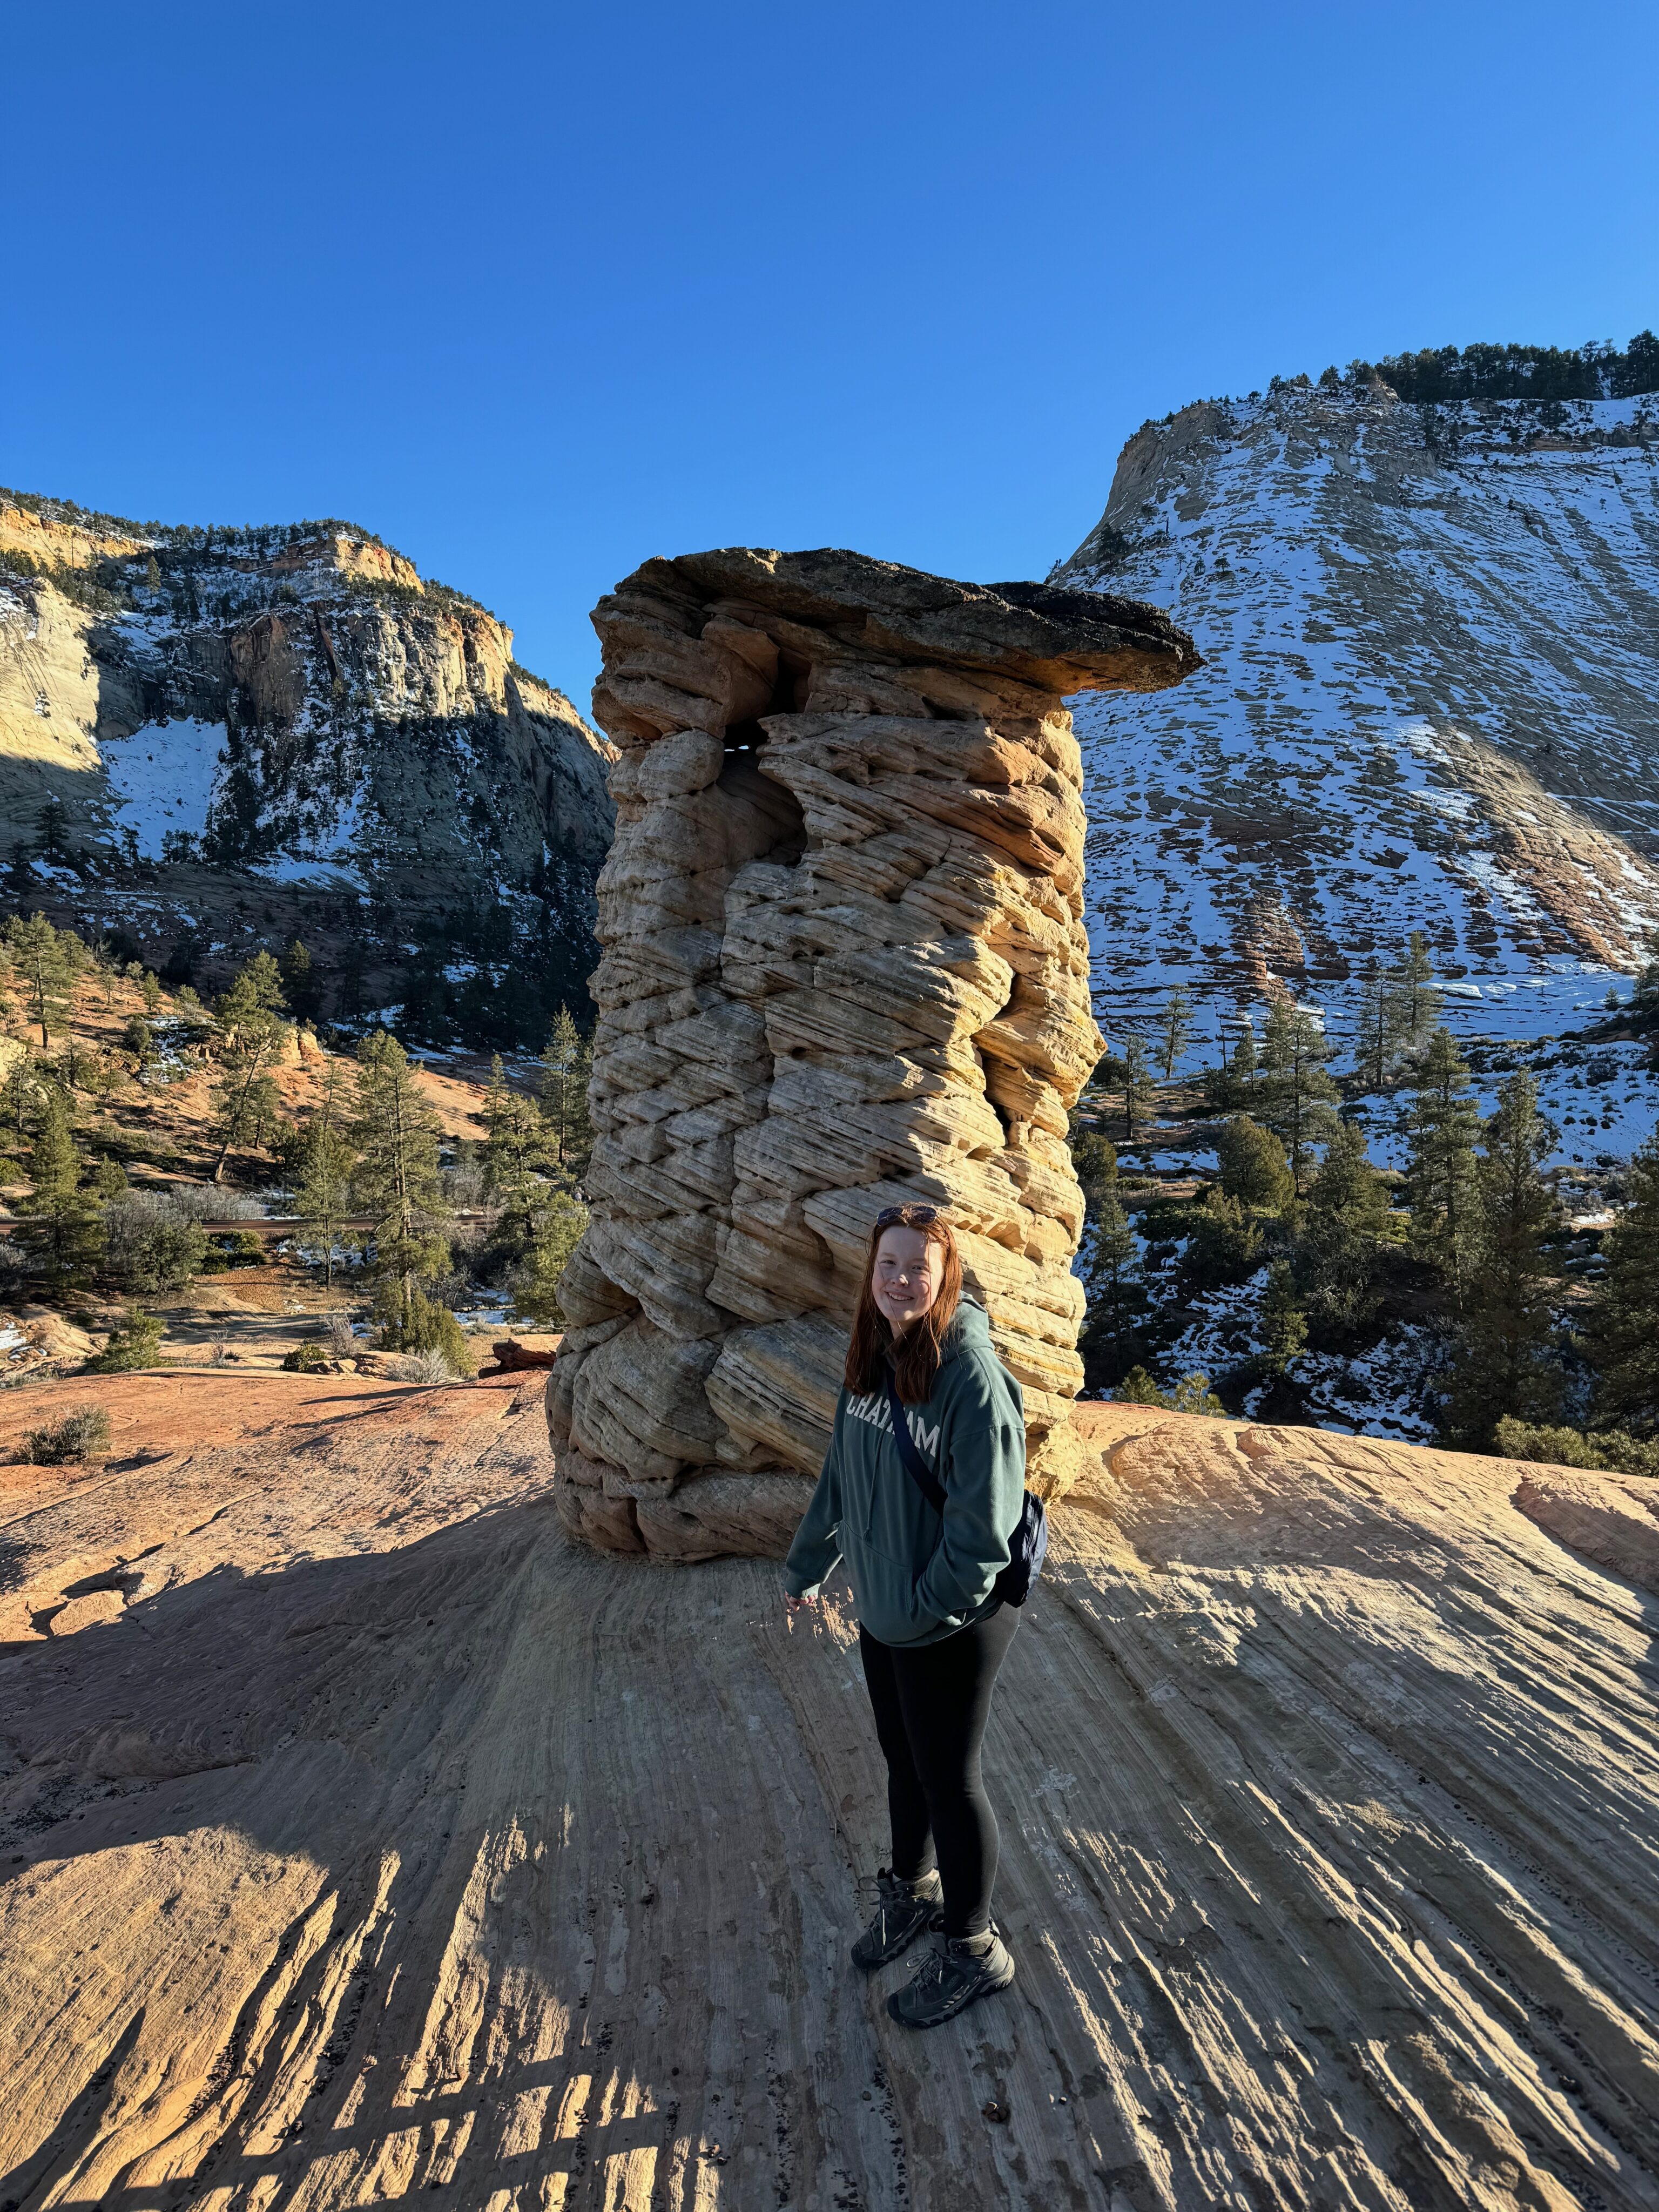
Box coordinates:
[874,1204,939,1229]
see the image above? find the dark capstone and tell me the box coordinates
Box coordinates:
[604,545,1201,696]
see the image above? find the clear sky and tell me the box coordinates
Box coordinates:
[6,1,1656,707]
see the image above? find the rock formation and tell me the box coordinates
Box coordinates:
[549,548,1198,1558]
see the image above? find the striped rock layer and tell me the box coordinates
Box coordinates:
[548,548,1198,1559]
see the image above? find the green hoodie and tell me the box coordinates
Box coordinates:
[783,1300,1026,1647]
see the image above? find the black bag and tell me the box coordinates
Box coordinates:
[884,1375,1048,1608]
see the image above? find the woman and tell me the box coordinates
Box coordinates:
[784,1203,1026,2029]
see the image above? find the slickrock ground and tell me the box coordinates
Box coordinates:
[2,1377,1657,2209]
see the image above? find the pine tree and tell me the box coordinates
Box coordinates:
[87,1307,166,1373]
[1260,1259,1308,1374]
[246,1073,283,1155]
[1582,1130,1659,1435]
[298,1125,357,1290]
[1120,1035,1155,1146]
[4,837,37,901]
[1384,930,1441,1062]
[208,953,288,1182]
[1,1046,37,1158]
[1405,1027,1481,1293]
[537,1007,594,1174]
[487,1055,550,1251]
[1259,999,1339,1190]
[484,1051,509,1141]
[1080,1177,1147,1376]
[1158,986,1193,1079]
[90,938,121,1013]
[20,1088,101,1287]
[1070,1129,1118,1217]
[1296,1119,1392,1338]
[5,913,73,1047]
[295,1055,357,1290]
[1307,1120,1392,1235]
[1182,1189,1263,1291]
[35,796,69,860]
[511,1187,591,1327]
[1205,1019,1258,1111]
[1354,960,1394,1089]
[279,939,325,1026]
[1446,1073,1562,1441]
[352,1030,450,1340]
[1216,1115,1294,1212]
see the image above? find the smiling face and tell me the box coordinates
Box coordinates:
[872,1224,944,1338]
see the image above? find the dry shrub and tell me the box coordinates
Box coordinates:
[25,1404,113,1465]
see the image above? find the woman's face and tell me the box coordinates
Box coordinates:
[873,1226,943,1336]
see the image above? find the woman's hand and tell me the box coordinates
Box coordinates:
[785,1593,819,1617]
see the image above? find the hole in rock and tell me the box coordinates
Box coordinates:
[717,669,808,868]
[722,655,807,757]
[716,751,807,867]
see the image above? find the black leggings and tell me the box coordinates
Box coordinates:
[858,1604,1019,1939]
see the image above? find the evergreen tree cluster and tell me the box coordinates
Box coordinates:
[0,923,596,1358]
[1357,332,1659,405]
[1071,949,1659,1455]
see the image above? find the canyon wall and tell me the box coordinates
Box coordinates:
[549,547,1198,1557]
[0,497,613,1030]
[1052,386,1659,1049]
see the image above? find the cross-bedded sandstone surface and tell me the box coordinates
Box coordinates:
[549,549,1199,1555]
[1,1375,1656,2208]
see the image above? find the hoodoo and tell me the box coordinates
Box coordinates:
[548,548,1198,1559]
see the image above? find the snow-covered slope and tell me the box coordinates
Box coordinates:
[1054,386,1659,1058]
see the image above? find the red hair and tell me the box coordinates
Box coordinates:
[844,1208,963,1404]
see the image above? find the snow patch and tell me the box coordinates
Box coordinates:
[102,718,225,856]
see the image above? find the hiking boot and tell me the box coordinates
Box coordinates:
[887,1926,1015,2028]
[851,1867,942,1970]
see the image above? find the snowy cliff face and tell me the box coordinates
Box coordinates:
[1053,386,1659,1053]
[0,500,615,1034]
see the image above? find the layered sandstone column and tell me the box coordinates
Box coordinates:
[548,549,1198,1560]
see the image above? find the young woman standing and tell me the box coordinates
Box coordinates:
[784,1204,1026,2030]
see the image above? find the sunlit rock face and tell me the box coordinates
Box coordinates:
[548,547,1198,1559]
[0,497,616,1019]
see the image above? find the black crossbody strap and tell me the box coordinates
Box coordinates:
[885,1375,947,1513]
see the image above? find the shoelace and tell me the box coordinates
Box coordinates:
[902,1944,956,1994]
[854,1870,905,1946]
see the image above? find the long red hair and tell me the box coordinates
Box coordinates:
[844,1207,963,1404]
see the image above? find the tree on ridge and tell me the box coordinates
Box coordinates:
[1404,1027,1481,1295]
[1446,1074,1563,1441]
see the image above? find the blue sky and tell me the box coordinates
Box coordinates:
[6,0,1656,706]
